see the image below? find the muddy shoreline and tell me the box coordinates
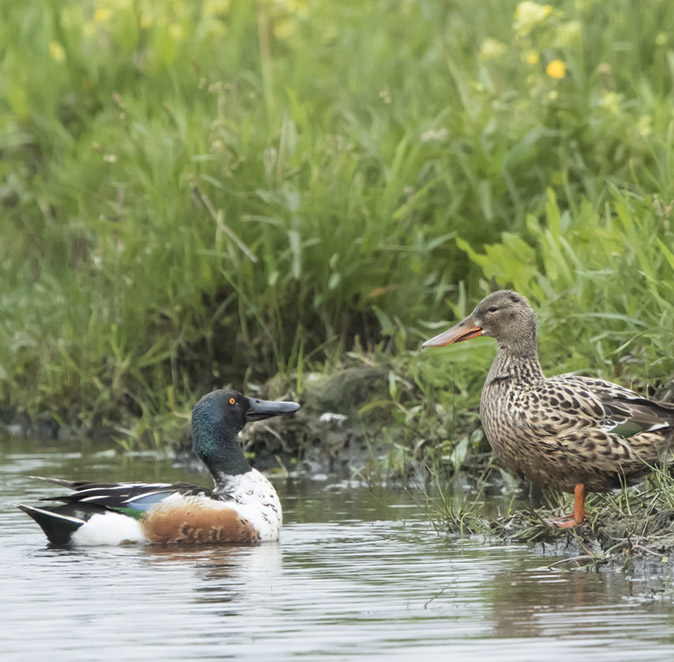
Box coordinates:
[476,495,674,572]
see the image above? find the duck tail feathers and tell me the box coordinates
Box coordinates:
[26,476,80,488]
[16,504,84,546]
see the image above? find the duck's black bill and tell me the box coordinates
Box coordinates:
[245,397,300,421]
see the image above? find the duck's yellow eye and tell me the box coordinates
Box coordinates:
[229,398,236,405]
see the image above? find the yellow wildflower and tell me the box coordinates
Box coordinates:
[94,8,111,23]
[636,115,652,137]
[169,23,184,40]
[546,59,566,79]
[49,41,65,62]
[514,2,552,34]
[273,18,296,40]
[600,92,619,114]
[480,39,507,60]
[204,0,231,14]
[526,51,539,65]
[140,12,153,29]
[290,0,309,17]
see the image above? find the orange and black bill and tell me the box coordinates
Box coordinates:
[422,316,483,348]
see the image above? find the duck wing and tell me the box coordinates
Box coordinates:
[544,375,674,437]
[34,478,213,518]
[602,396,674,438]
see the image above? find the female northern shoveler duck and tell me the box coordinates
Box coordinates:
[423,290,674,527]
[17,389,299,545]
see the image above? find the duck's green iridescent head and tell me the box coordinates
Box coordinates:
[191,389,300,478]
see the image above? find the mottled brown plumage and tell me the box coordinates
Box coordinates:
[423,290,674,526]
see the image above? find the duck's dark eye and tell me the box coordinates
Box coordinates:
[229,397,236,405]
[487,306,499,313]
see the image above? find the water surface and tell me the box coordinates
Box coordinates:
[2,437,674,661]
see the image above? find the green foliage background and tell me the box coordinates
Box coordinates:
[1,0,674,438]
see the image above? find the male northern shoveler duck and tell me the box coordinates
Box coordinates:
[423,290,674,527]
[17,389,299,545]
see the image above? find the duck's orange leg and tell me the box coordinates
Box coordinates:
[545,483,586,528]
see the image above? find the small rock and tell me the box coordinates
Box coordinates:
[319,412,347,425]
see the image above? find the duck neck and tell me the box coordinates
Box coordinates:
[191,411,251,486]
[487,336,545,387]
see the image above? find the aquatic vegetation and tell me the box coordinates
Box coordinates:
[489,478,674,568]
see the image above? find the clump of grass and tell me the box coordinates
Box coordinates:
[479,471,674,567]
[416,480,493,537]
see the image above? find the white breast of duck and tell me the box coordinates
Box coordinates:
[212,468,283,541]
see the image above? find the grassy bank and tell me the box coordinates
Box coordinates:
[1,0,674,454]
[428,465,674,568]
